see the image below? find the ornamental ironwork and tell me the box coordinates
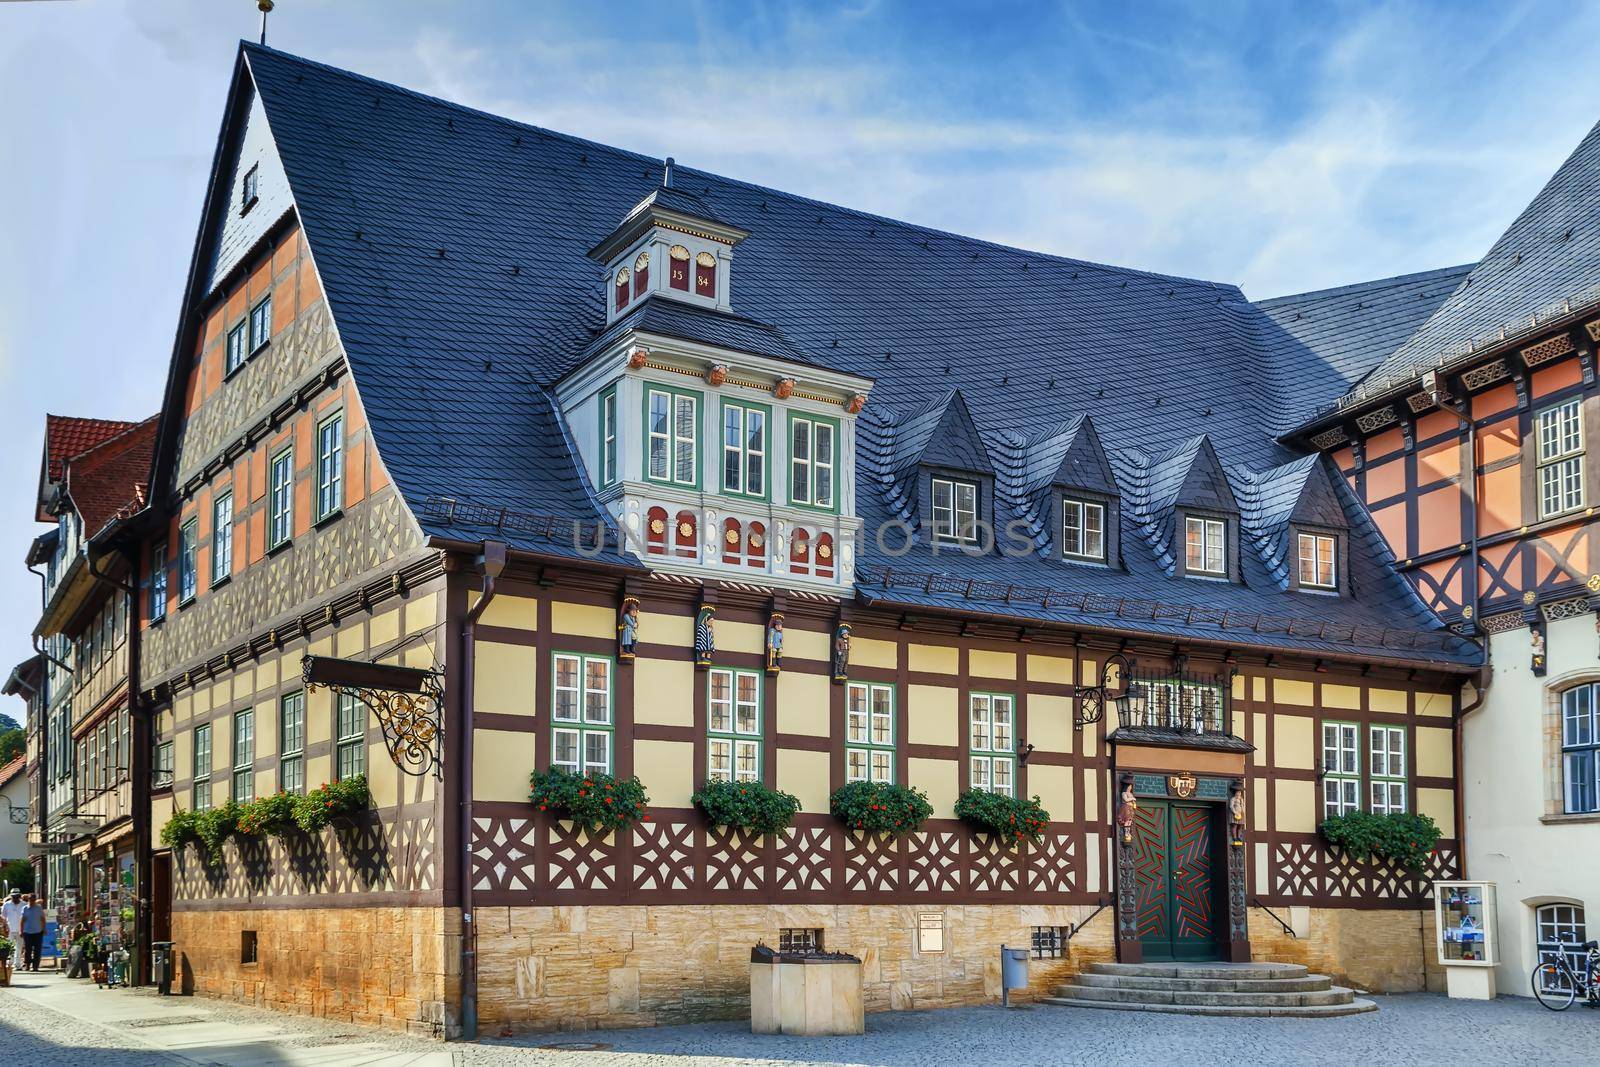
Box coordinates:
[1073,652,1131,729]
[301,655,445,779]
[1116,665,1232,736]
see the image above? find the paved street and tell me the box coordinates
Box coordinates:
[2,967,1599,1066]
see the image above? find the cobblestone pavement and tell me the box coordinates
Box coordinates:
[3,968,1599,1066]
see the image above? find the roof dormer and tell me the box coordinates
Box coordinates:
[1138,435,1241,580]
[1039,415,1120,566]
[1240,455,1352,594]
[884,391,994,547]
[588,159,749,324]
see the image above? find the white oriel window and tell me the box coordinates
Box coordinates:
[1298,532,1337,590]
[1061,498,1105,561]
[1184,516,1226,576]
[178,519,198,604]
[279,691,305,795]
[551,653,613,775]
[790,416,836,509]
[846,682,895,783]
[249,294,273,351]
[232,707,255,804]
[269,447,293,547]
[721,402,767,498]
[1368,725,1407,814]
[335,692,367,782]
[1561,683,1599,814]
[932,477,978,544]
[192,722,212,811]
[212,492,233,584]
[647,388,698,485]
[316,412,344,521]
[1536,904,1589,993]
[969,692,1015,795]
[599,386,618,488]
[1321,721,1360,816]
[1537,398,1584,518]
[708,668,762,782]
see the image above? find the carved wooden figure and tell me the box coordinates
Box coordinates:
[765,612,784,674]
[694,604,716,668]
[831,622,851,683]
[1115,774,1138,846]
[618,596,640,662]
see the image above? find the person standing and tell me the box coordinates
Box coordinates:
[20,895,45,972]
[1,888,24,947]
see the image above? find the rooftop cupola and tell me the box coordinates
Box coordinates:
[588,158,750,324]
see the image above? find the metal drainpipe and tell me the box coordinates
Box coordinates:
[1452,665,1492,879]
[459,541,506,1042]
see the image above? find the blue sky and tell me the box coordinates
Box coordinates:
[3,0,1600,677]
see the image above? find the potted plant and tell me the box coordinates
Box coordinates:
[159,808,201,853]
[195,801,244,859]
[829,781,933,836]
[293,775,369,834]
[954,789,1051,847]
[692,779,801,836]
[0,935,12,987]
[237,791,300,838]
[1319,811,1441,873]
[529,767,650,835]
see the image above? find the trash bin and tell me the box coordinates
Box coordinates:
[151,942,173,996]
[1001,945,1030,1007]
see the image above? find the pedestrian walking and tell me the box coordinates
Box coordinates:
[0,888,24,945]
[20,895,44,972]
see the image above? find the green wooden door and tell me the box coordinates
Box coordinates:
[1131,799,1220,962]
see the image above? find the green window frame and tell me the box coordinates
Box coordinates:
[232,707,255,804]
[1369,724,1407,814]
[551,651,613,775]
[968,691,1016,795]
[248,294,272,350]
[178,518,199,604]
[1537,397,1584,518]
[192,722,212,811]
[269,446,293,547]
[315,412,344,521]
[708,667,762,782]
[1321,720,1360,816]
[335,692,367,781]
[280,691,305,795]
[787,411,840,512]
[846,681,895,783]
[720,398,770,499]
[598,384,619,488]
[212,491,233,584]
[643,384,701,488]
[226,321,247,375]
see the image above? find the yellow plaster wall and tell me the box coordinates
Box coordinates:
[480,594,538,631]
[1027,694,1073,755]
[719,620,763,655]
[636,739,695,806]
[552,600,611,639]
[476,641,537,716]
[969,649,1016,680]
[908,643,957,675]
[910,757,958,815]
[785,627,829,662]
[1369,688,1408,714]
[1322,684,1360,711]
[776,671,830,736]
[1026,654,1073,685]
[1416,726,1453,778]
[1275,779,1317,832]
[635,658,694,727]
[1274,714,1314,770]
[1275,679,1314,707]
[852,637,897,670]
[642,611,693,648]
[1417,788,1455,836]
[1029,763,1073,821]
[476,729,534,802]
[1417,692,1452,717]
[907,684,958,746]
[777,748,830,814]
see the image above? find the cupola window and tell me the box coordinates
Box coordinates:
[695,251,717,298]
[614,267,631,311]
[633,251,650,300]
[669,245,691,291]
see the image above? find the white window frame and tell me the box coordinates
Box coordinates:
[1536,398,1584,519]
[1297,531,1337,590]
[1184,515,1227,577]
[192,722,212,811]
[279,691,305,795]
[226,321,247,375]
[599,387,618,488]
[1321,721,1360,817]
[969,692,1015,795]
[647,388,698,486]
[1061,497,1105,562]
[1536,903,1588,993]
[315,412,343,521]
[932,477,979,544]
[232,708,255,804]
[212,492,233,585]
[335,691,367,782]
[1368,724,1407,815]
[846,681,895,784]
[1561,683,1599,814]
[721,402,767,498]
[551,652,614,776]
[178,518,198,604]
[708,667,762,782]
[248,294,272,351]
[789,415,836,510]
[269,447,293,547]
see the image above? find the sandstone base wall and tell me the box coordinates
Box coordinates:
[1247,906,1445,993]
[171,906,460,1037]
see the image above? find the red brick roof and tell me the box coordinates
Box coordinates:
[61,417,157,540]
[44,415,143,483]
[0,757,25,791]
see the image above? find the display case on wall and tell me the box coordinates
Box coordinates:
[1434,880,1498,999]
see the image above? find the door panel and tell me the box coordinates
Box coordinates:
[1169,803,1217,960]
[1132,799,1170,952]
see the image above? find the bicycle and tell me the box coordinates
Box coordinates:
[1532,940,1600,1010]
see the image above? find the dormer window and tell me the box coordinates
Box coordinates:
[670,245,691,291]
[789,414,837,510]
[646,386,699,487]
[633,251,650,300]
[241,163,259,213]
[1184,515,1227,577]
[695,252,717,298]
[614,267,631,311]
[1298,532,1337,590]
[933,477,979,544]
[1061,498,1105,562]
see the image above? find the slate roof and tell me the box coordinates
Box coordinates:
[223,43,1476,667]
[1252,265,1472,434]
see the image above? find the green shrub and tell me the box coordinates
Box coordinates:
[1319,811,1441,873]
[236,792,300,838]
[830,781,934,836]
[0,936,13,960]
[692,779,800,836]
[529,767,650,835]
[195,801,243,857]
[158,809,201,851]
[293,775,369,834]
[954,789,1051,847]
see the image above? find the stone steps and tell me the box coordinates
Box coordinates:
[1041,961,1376,1019]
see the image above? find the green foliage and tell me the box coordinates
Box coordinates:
[158,809,201,850]
[0,728,23,767]
[0,858,34,893]
[0,936,12,959]
[829,781,934,836]
[1319,811,1442,873]
[195,801,243,857]
[236,792,300,838]
[292,775,369,834]
[529,767,649,835]
[954,790,1051,847]
[692,778,801,836]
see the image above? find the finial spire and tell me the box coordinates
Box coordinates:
[258,0,275,46]
[663,157,675,189]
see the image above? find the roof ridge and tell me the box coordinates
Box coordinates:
[1253,263,1475,307]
